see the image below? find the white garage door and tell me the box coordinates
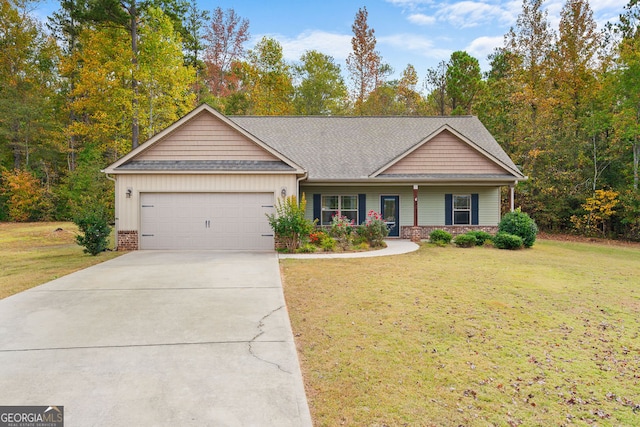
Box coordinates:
[140,193,275,250]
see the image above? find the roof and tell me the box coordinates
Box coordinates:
[116,160,295,172]
[230,115,524,181]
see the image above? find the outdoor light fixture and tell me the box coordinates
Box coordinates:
[126,188,132,198]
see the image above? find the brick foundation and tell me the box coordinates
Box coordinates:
[117,230,138,251]
[401,225,498,241]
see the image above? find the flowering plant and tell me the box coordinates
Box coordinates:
[329,212,354,249]
[356,210,389,247]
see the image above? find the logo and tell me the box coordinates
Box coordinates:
[0,406,63,427]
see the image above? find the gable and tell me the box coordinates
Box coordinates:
[379,129,508,176]
[135,111,280,162]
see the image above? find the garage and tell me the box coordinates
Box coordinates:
[139,193,275,250]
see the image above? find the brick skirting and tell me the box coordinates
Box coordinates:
[117,230,138,251]
[401,225,499,241]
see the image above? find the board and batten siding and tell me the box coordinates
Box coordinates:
[136,111,279,161]
[382,130,507,175]
[115,174,297,231]
[301,185,501,227]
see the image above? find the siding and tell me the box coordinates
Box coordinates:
[136,111,279,161]
[382,129,507,175]
[301,185,500,227]
[115,174,297,230]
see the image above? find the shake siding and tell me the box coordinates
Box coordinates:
[302,185,500,227]
[136,112,279,161]
[115,174,296,230]
[383,130,507,175]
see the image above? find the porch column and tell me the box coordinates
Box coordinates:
[510,185,515,212]
[413,184,418,226]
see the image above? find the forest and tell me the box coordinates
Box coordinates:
[0,0,639,240]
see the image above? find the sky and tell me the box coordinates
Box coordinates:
[35,0,628,84]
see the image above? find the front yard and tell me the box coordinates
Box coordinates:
[281,239,640,426]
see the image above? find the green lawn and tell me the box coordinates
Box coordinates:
[281,239,640,426]
[0,222,123,299]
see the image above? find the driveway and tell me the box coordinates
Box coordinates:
[0,251,312,426]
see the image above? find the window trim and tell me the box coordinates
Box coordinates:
[453,194,471,225]
[320,194,358,225]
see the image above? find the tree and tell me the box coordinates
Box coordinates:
[445,51,482,115]
[0,1,61,171]
[80,0,188,149]
[346,7,384,113]
[242,37,294,115]
[294,50,348,115]
[203,7,249,101]
[397,64,425,115]
[425,60,448,115]
[183,0,209,103]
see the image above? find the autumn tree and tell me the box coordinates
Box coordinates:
[294,50,348,115]
[425,60,448,115]
[203,7,249,106]
[183,0,209,103]
[79,0,188,149]
[346,7,385,114]
[397,64,426,115]
[0,1,61,171]
[241,37,294,115]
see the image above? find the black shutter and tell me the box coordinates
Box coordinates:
[445,194,452,225]
[358,194,366,224]
[471,193,479,225]
[313,194,321,223]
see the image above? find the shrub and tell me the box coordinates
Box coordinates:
[297,243,317,253]
[429,229,452,245]
[319,234,337,251]
[329,213,354,250]
[356,210,389,247]
[465,230,492,246]
[266,194,316,252]
[453,234,477,248]
[309,230,329,245]
[498,208,538,248]
[74,208,111,256]
[493,232,524,250]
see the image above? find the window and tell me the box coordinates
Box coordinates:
[453,194,471,225]
[321,195,358,225]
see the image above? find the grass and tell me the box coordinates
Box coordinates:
[0,222,123,299]
[281,239,640,426]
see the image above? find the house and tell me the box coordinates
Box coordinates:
[103,104,526,251]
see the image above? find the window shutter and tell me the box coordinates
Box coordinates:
[445,194,452,225]
[313,194,321,223]
[358,194,366,224]
[471,193,479,225]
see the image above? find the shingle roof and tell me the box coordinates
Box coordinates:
[117,160,294,171]
[230,116,522,180]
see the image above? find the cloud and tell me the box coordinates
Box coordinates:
[435,1,516,28]
[466,35,504,59]
[380,33,452,60]
[408,13,437,25]
[253,31,353,63]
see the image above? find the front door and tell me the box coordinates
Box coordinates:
[381,195,400,237]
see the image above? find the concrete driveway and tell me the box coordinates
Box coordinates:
[0,251,312,426]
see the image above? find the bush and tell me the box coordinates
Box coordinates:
[319,234,337,251]
[329,214,354,250]
[266,194,316,252]
[297,243,317,253]
[74,209,111,256]
[493,232,524,250]
[465,230,493,246]
[429,229,452,245]
[453,234,477,248]
[356,210,389,247]
[498,208,538,248]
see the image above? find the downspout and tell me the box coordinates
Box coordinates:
[296,171,308,200]
[104,173,118,250]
